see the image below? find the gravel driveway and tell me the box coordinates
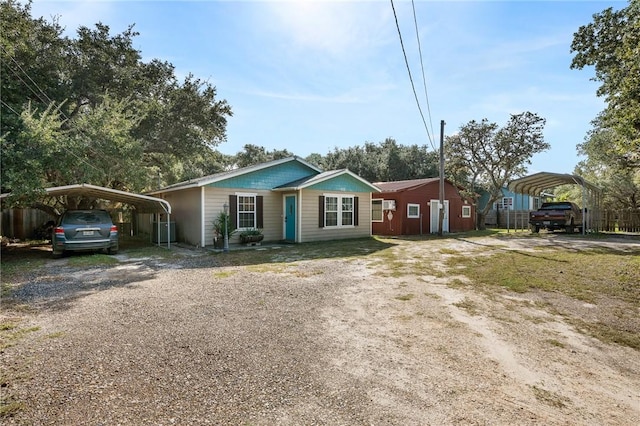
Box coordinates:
[1,236,639,425]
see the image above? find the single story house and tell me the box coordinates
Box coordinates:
[145,157,380,247]
[478,187,544,212]
[371,178,475,235]
[478,187,550,227]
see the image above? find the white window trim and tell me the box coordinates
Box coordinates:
[503,197,514,210]
[324,193,355,228]
[462,205,472,218]
[407,203,420,218]
[235,192,257,231]
[371,199,383,223]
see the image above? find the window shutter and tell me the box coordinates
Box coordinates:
[256,196,264,228]
[229,195,237,230]
[318,196,325,228]
[354,196,359,226]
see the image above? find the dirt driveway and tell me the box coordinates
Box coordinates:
[1,235,639,425]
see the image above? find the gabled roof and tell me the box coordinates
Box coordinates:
[274,169,380,192]
[373,177,440,193]
[1,183,171,214]
[508,172,601,196]
[149,156,322,194]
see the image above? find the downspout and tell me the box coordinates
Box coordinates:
[201,186,206,248]
[297,189,302,243]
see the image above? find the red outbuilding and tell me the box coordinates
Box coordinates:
[371,178,475,236]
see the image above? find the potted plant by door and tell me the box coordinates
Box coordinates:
[212,211,235,248]
[239,228,264,244]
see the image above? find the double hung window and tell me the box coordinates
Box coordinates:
[321,194,356,227]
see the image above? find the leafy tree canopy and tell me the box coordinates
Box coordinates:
[311,138,438,183]
[571,116,640,209]
[445,112,548,229]
[571,0,640,166]
[0,0,232,212]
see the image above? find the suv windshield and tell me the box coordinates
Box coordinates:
[63,211,111,225]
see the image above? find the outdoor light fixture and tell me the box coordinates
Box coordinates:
[223,202,229,253]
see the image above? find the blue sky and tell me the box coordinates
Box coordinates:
[29,0,625,175]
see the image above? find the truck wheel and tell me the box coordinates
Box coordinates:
[566,219,574,234]
[533,225,540,233]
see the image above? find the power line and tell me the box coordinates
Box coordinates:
[1,46,55,106]
[411,0,436,146]
[389,0,436,152]
[1,47,108,178]
[0,99,22,117]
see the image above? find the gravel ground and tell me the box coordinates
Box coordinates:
[1,236,639,425]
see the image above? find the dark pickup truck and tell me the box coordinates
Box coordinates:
[529,202,584,233]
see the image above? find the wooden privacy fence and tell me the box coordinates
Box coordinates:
[600,209,640,232]
[486,208,640,233]
[1,208,55,239]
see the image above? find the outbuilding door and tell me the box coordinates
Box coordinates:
[284,195,296,242]
[430,200,449,233]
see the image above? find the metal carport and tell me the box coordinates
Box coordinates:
[508,172,602,234]
[1,184,173,248]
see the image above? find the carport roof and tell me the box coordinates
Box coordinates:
[508,172,601,196]
[1,184,171,214]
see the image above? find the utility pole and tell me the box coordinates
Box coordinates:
[438,120,445,236]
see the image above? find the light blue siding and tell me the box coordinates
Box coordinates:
[308,175,373,193]
[478,188,534,210]
[207,162,317,189]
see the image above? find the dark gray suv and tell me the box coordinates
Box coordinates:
[52,210,119,257]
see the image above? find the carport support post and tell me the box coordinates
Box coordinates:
[438,120,445,236]
[582,185,587,235]
[223,202,229,253]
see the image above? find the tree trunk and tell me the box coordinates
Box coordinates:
[476,211,487,230]
[33,202,61,222]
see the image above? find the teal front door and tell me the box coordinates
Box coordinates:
[285,195,296,242]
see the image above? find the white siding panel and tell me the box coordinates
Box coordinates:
[161,188,201,245]
[204,187,283,245]
[300,189,372,242]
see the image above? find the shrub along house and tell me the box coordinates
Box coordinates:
[371,178,475,235]
[144,157,380,247]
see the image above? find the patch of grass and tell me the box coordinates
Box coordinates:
[67,253,119,268]
[214,237,397,267]
[569,318,640,350]
[530,385,569,408]
[293,269,323,278]
[212,270,236,279]
[0,320,40,351]
[545,338,565,348]
[446,245,640,349]
[45,331,65,339]
[447,278,467,288]
[395,293,415,301]
[1,283,13,298]
[439,248,459,255]
[124,245,181,259]
[0,258,47,283]
[423,292,442,300]
[453,297,481,316]
[0,324,17,333]
[446,248,640,303]
[0,399,24,418]
[246,263,289,274]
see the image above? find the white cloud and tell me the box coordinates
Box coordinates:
[264,1,393,58]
